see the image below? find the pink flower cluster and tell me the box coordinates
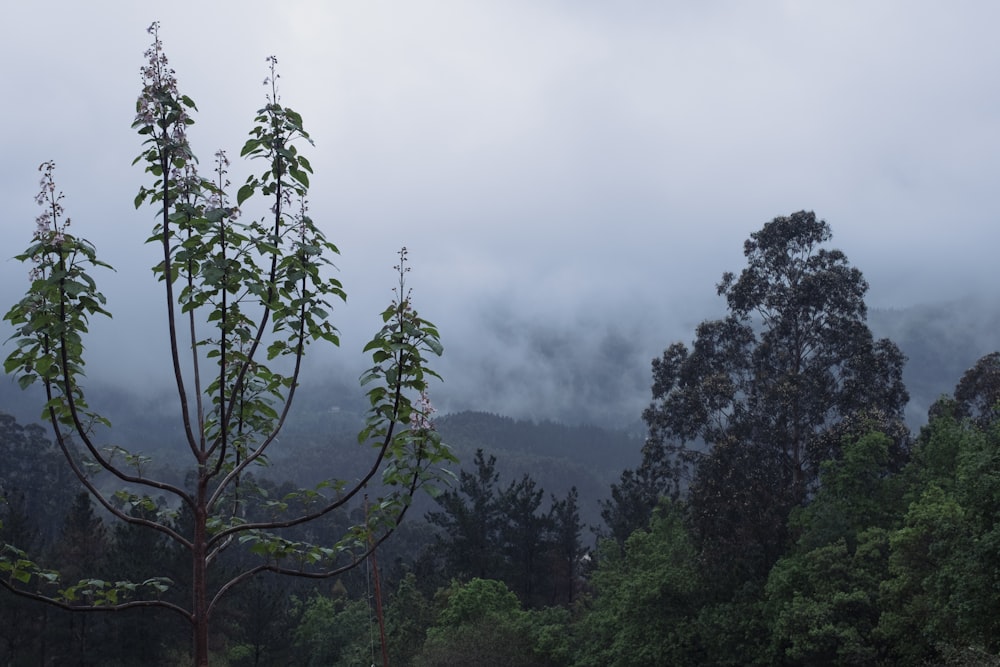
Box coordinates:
[29,161,72,281]
[410,391,436,432]
[135,22,189,149]
[264,55,280,104]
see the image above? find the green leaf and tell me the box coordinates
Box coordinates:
[289,167,309,188]
[237,184,255,206]
[425,337,444,356]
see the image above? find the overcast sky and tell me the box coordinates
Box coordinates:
[3,2,1000,424]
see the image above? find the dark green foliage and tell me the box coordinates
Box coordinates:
[49,493,108,583]
[877,410,1000,664]
[385,572,438,667]
[575,503,701,667]
[686,437,794,587]
[599,443,676,546]
[499,473,552,603]
[219,574,304,667]
[763,433,901,665]
[291,594,373,667]
[426,449,504,582]
[0,413,78,546]
[765,534,888,666]
[425,449,586,608]
[580,217,1000,667]
[952,351,1000,426]
[415,578,571,667]
[691,584,771,667]
[584,416,1000,667]
[792,432,902,551]
[548,487,585,605]
[43,494,113,665]
[0,418,82,664]
[639,212,909,583]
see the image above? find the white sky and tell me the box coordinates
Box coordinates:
[3,2,999,423]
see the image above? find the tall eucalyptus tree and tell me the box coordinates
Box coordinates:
[642,211,908,577]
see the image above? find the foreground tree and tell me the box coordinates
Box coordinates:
[1,24,451,666]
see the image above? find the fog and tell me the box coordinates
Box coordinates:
[3,2,1000,428]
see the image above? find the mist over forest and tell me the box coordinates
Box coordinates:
[4,3,1000,664]
[5,291,996,435]
[3,289,996,540]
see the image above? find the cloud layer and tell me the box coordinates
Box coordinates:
[3,2,999,423]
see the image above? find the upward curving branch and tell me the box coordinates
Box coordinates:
[2,24,455,667]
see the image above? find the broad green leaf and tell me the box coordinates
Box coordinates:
[237,184,255,206]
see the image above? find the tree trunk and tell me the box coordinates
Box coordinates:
[193,478,210,667]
